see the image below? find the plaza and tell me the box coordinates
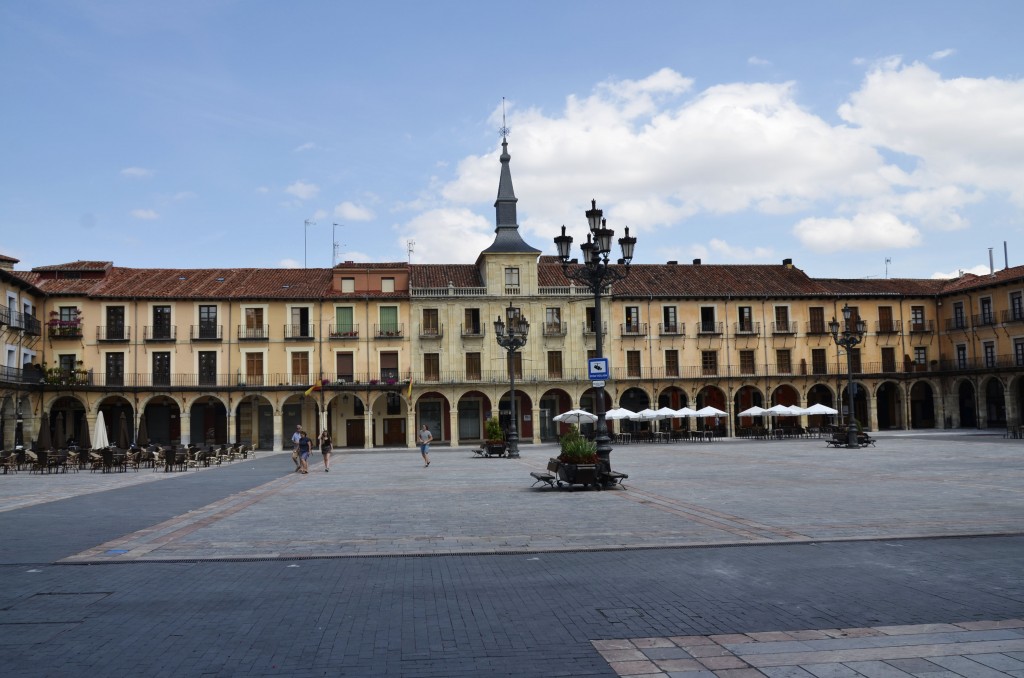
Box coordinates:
[2,431,1023,676]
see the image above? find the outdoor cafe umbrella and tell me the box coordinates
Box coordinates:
[673,406,698,417]
[136,414,149,447]
[629,408,664,421]
[35,411,52,451]
[93,411,110,449]
[117,411,130,449]
[695,406,727,418]
[77,414,92,450]
[54,411,66,450]
[604,407,635,420]
[737,405,768,417]
[654,406,680,420]
[765,404,796,416]
[553,409,598,425]
[802,403,839,415]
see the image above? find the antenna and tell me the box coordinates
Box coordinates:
[303,219,316,268]
[498,97,510,139]
[407,239,415,264]
[885,257,891,279]
[332,223,345,267]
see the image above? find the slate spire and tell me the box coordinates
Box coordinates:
[480,133,540,255]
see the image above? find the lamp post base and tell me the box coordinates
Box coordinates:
[506,426,520,459]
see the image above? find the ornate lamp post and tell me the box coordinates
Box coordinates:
[829,303,866,448]
[494,302,529,459]
[554,200,636,472]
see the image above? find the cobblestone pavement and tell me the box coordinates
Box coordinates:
[1,431,1022,676]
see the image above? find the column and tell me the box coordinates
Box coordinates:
[531,404,541,444]
[406,407,416,449]
[866,388,878,432]
[273,408,283,451]
[364,408,373,449]
[449,406,460,448]
[180,411,191,447]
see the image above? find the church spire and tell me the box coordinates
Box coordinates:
[479,102,540,256]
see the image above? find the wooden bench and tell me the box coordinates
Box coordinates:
[529,470,557,488]
[825,435,847,448]
[600,470,628,488]
[859,434,877,447]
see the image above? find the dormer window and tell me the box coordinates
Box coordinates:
[505,267,520,287]
[382,277,395,293]
[341,277,355,293]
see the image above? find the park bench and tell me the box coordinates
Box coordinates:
[529,470,557,488]
[600,470,628,488]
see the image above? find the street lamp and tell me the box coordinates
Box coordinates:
[494,302,529,459]
[829,303,866,448]
[554,199,636,474]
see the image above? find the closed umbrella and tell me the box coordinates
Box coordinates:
[36,412,53,451]
[77,414,92,450]
[117,411,130,449]
[54,412,66,449]
[553,409,598,425]
[136,414,149,447]
[93,411,110,449]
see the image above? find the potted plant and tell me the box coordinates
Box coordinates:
[552,425,599,486]
[484,416,506,456]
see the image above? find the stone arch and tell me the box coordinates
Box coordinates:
[733,384,765,430]
[235,394,274,449]
[497,388,533,443]
[909,381,936,429]
[874,380,904,430]
[957,380,977,428]
[983,377,1007,428]
[415,391,451,443]
[49,395,87,448]
[619,387,651,412]
[806,383,837,429]
[456,390,492,443]
[580,387,614,436]
[281,393,321,443]
[331,392,368,448]
[189,395,228,445]
[656,386,689,410]
[770,384,802,428]
[539,388,573,441]
[368,390,409,447]
[839,381,869,429]
[138,395,179,445]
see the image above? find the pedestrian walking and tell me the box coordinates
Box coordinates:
[291,424,302,471]
[320,430,332,472]
[418,424,432,467]
[297,430,312,474]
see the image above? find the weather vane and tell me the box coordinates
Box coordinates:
[498,96,510,139]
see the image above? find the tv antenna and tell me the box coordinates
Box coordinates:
[303,219,316,268]
[885,257,891,279]
[407,239,415,264]
[332,223,345,267]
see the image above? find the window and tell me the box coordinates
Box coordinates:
[1016,339,1024,366]
[466,352,481,380]
[878,306,895,333]
[737,306,753,333]
[662,306,678,333]
[422,309,439,336]
[245,352,264,386]
[980,298,993,325]
[291,351,309,382]
[423,353,440,381]
[811,348,827,375]
[911,306,925,332]
[625,306,640,332]
[334,307,355,336]
[849,348,861,373]
[153,351,171,386]
[386,392,401,415]
[199,351,217,385]
[739,350,756,375]
[774,306,792,333]
[776,349,792,374]
[291,306,311,337]
[701,350,718,376]
[58,354,76,373]
[953,302,966,329]
[510,353,523,379]
[626,350,641,377]
[585,306,597,333]
[1012,292,1023,322]
[336,353,354,382]
[914,347,927,365]
[547,351,562,378]
[379,306,399,334]
[463,308,481,335]
[504,267,520,287]
[586,349,597,361]
[341,277,355,293]
[665,350,679,377]
[881,347,896,372]
[544,307,562,335]
[198,305,218,339]
[106,352,124,386]
[699,307,717,333]
[808,307,826,334]
[244,308,264,339]
[983,341,996,368]
[153,305,172,339]
[106,306,125,340]
[381,277,395,293]
[380,351,399,381]
[956,344,968,368]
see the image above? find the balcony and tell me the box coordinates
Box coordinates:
[97,326,131,342]
[48,320,83,340]
[284,324,315,340]
[806,321,829,336]
[659,322,684,336]
[876,320,902,334]
[771,321,798,335]
[972,312,998,329]
[460,323,485,338]
[144,325,177,342]
[734,322,760,336]
[696,321,723,336]
[1001,308,1024,325]
[542,322,567,337]
[238,325,270,341]
[908,320,935,334]
[620,322,648,337]
[0,304,8,326]
[190,324,223,342]
[582,321,608,336]
[945,317,970,332]
[328,324,360,340]
[419,325,444,340]
[374,323,404,339]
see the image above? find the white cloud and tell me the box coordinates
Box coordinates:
[130,208,159,220]
[397,208,493,264]
[294,142,316,152]
[333,201,375,221]
[312,209,328,221]
[707,238,774,261]
[930,48,956,60]
[285,180,319,200]
[278,258,301,268]
[931,264,989,279]
[748,56,771,66]
[793,212,922,253]
[121,167,153,178]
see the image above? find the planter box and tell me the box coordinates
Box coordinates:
[485,442,507,457]
[556,462,599,487]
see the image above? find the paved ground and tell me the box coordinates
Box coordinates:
[1,431,1022,676]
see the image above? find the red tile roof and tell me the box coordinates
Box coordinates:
[936,264,1024,294]
[31,260,113,272]
[410,265,483,288]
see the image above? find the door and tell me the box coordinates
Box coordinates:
[419,401,442,441]
[106,306,125,340]
[153,306,172,339]
[106,352,124,387]
[153,352,171,386]
[346,419,365,447]
[198,351,217,386]
[458,400,482,440]
[382,418,405,445]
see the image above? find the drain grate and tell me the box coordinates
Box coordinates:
[598,607,644,622]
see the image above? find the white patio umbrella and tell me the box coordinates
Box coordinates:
[737,405,768,417]
[765,404,795,416]
[654,406,680,419]
[604,407,636,420]
[695,405,727,418]
[553,409,598,425]
[629,408,663,421]
[93,411,110,449]
[803,403,839,415]
[673,406,699,417]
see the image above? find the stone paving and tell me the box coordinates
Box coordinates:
[1,430,1022,676]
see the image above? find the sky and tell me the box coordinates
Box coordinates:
[2,1,1023,281]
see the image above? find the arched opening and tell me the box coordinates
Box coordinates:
[875,381,903,430]
[498,389,533,443]
[695,386,726,434]
[733,385,764,432]
[190,396,227,445]
[984,378,1006,428]
[771,384,801,428]
[50,395,86,448]
[909,381,936,429]
[806,384,836,429]
[658,387,689,433]
[958,381,977,428]
[581,387,614,437]
[456,391,491,443]
[539,388,572,441]
[282,394,320,444]
[236,394,274,449]
[333,393,367,448]
[415,392,450,443]
[371,391,408,447]
[840,382,869,430]
[618,387,650,435]
[140,396,177,445]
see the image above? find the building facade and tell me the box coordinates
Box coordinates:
[2,143,1023,450]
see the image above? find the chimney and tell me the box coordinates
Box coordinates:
[666,260,677,266]
[692,258,701,265]
[783,258,793,268]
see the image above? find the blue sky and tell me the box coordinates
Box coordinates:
[2,1,1023,280]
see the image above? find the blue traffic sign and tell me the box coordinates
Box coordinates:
[588,358,610,380]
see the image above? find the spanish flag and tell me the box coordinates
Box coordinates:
[304,378,328,397]
[406,376,414,400]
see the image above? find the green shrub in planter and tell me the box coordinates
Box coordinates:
[558,425,597,463]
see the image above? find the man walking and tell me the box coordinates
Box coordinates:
[418,424,433,467]
[291,424,302,472]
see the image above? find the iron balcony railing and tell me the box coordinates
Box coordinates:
[284,324,315,340]
[1002,308,1024,324]
[972,312,998,328]
[96,326,131,342]
[238,325,270,340]
[460,323,485,338]
[48,321,83,339]
[908,320,935,333]
[945,317,970,332]
[734,322,760,336]
[0,304,9,326]
[806,321,829,335]
[582,321,608,336]
[876,320,902,334]
[190,324,223,341]
[771,321,798,335]
[374,323,404,339]
[620,322,648,337]
[327,324,359,340]
[697,321,723,335]
[144,325,177,341]
[419,324,444,339]
[542,322,567,337]
[659,322,684,336]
